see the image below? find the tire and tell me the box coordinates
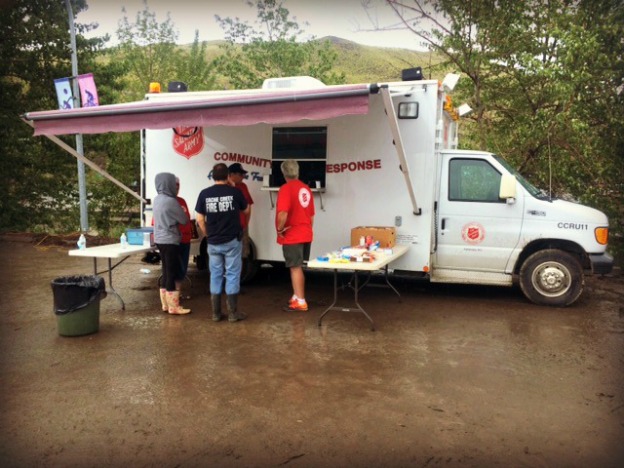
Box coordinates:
[196,237,259,284]
[196,237,208,271]
[240,238,259,284]
[519,249,584,307]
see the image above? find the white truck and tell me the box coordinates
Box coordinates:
[24,68,613,306]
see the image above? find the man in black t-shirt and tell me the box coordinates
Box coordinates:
[195,163,249,322]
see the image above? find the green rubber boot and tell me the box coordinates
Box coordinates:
[226,294,246,322]
[211,294,223,322]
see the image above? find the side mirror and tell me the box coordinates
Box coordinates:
[499,174,517,202]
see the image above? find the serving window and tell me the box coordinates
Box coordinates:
[270,127,327,188]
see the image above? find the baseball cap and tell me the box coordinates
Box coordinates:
[228,163,248,175]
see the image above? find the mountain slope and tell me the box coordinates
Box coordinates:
[180,35,444,85]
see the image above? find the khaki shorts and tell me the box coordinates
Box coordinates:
[282,243,311,268]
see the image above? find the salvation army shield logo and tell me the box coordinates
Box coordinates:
[172,126,204,159]
[298,188,311,208]
[461,222,486,245]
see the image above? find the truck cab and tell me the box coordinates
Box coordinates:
[434,149,612,306]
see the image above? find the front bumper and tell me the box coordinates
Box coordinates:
[589,252,614,275]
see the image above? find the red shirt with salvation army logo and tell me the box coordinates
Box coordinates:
[275,179,315,245]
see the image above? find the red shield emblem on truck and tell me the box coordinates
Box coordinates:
[461,222,486,245]
[172,126,204,159]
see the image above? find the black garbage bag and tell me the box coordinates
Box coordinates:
[141,251,161,264]
[51,275,106,315]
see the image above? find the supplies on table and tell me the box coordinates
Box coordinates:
[341,246,375,263]
[315,250,350,264]
[77,234,86,250]
[126,227,154,246]
[316,245,393,264]
[350,226,396,249]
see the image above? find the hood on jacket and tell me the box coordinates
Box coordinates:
[155,172,177,197]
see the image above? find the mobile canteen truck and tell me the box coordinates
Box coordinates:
[24,68,613,306]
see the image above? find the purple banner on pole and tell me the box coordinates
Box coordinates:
[77,73,99,107]
[54,77,74,110]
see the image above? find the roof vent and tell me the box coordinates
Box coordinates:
[402,67,423,81]
[262,76,326,90]
[168,81,188,92]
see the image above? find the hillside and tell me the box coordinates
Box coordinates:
[178,35,445,86]
[318,36,442,83]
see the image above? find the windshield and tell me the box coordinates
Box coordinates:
[492,154,548,199]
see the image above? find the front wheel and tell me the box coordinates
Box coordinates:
[519,249,584,307]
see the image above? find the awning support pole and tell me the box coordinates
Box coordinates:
[22,118,146,203]
[65,0,89,232]
[380,87,421,215]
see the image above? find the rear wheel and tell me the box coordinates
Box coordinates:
[241,238,259,284]
[519,249,584,307]
[196,238,208,271]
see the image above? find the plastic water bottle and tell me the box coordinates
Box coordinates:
[143,232,151,247]
[120,232,128,249]
[77,234,86,250]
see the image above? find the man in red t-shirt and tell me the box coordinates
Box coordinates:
[275,160,315,311]
[228,163,254,258]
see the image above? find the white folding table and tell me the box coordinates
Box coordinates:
[307,244,409,331]
[69,243,155,310]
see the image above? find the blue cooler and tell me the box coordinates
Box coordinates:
[126,227,154,246]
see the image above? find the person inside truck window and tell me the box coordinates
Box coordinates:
[275,159,315,312]
[195,163,250,323]
[153,172,191,315]
[228,163,254,259]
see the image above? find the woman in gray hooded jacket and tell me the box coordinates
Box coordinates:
[153,172,191,315]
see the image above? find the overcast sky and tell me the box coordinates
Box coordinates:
[78,0,425,51]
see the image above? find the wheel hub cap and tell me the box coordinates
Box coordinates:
[533,263,571,297]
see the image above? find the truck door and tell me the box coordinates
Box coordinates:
[435,155,523,272]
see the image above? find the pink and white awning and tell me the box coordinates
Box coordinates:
[24,84,371,136]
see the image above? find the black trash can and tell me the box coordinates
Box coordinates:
[51,276,106,337]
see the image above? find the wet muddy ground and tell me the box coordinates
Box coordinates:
[1,237,623,467]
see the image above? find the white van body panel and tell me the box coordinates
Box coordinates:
[144,81,444,274]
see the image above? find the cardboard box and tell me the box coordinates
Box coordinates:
[350,226,396,248]
[126,227,154,246]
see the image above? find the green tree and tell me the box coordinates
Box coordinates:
[214,0,345,89]
[381,0,623,251]
[0,0,107,232]
[0,0,140,236]
[174,31,217,91]
[113,0,181,99]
